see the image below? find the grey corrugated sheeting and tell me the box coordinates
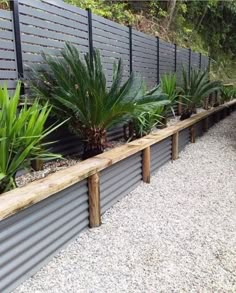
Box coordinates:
[0,9,17,91]
[151,137,172,173]
[159,40,175,77]
[195,120,204,138]
[107,125,124,141]
[179,128,190,152]
[100,153,142,214]
[132,29,157,89]
[92,13,130,86]
[208,114,215,128]
[0,180,89,293]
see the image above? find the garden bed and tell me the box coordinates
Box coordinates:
[0,100,235,293]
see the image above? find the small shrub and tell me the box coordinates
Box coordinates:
[0,83,64,193]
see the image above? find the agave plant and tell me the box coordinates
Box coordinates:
[31,43,169,158]
[0,83,63,193]
[180,68,221,120]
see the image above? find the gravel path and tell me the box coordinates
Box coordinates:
[15,112,236,293]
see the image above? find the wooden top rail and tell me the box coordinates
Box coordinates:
[0,100,235,221]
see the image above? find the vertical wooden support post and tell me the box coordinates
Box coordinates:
[142,147,151,183]
[190,126,195,143]
[203,117,209,132]
[88,173,101,228]
[172,132,179,160]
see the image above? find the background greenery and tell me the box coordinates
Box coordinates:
[64,0,236,84]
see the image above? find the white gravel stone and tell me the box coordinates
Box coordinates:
[14,112,236,293]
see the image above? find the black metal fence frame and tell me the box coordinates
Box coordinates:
[8,0,210,93]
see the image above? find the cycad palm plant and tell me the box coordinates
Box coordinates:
[180,68,221,119]
[32,43,169,158]
[0,83,63,193]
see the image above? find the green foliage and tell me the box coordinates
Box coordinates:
[131,84,166,138]
[180,68,221,110]
[65,0,135,24]
[132,106,164,138]
[220,85,236,102]
[0,83,63,193]
[160,73,180,116]
[31,44,169,158]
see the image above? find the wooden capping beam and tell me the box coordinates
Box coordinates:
[142,147,151,183]
[203,117,209,132]
[88,173,101,227]
[0,100,235,221]
[172,132,179,160]
[190,126,196,143]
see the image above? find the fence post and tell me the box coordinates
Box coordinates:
[156,36,160,84]
[174,43,177,73]
[172,132,179,160]
[87,8,93,61]
[188,48,191,79]
[128,25,133,74]
[10,0,25,95]
[199,53,202,70]
[88,173,101,228]
[142,147,151,183]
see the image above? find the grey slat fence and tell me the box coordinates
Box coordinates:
[0,0,210,154]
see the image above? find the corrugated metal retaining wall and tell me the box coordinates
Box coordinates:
[151,137,172,173]
[179,128,190,152]
[0,105,235,292]
[195,120,204,138]
[100,152,142,214]
[0,180,89,293]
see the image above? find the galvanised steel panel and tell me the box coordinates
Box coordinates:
[100,153,142,214]
[195,120,204,138]
[179,128,190,153]
[107,125,124,141]
[208,114,215,128]
[151,137,172,173]
[0,180,89,293]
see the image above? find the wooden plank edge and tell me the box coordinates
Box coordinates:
[0,157,111,221]
[0,99,235,221]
